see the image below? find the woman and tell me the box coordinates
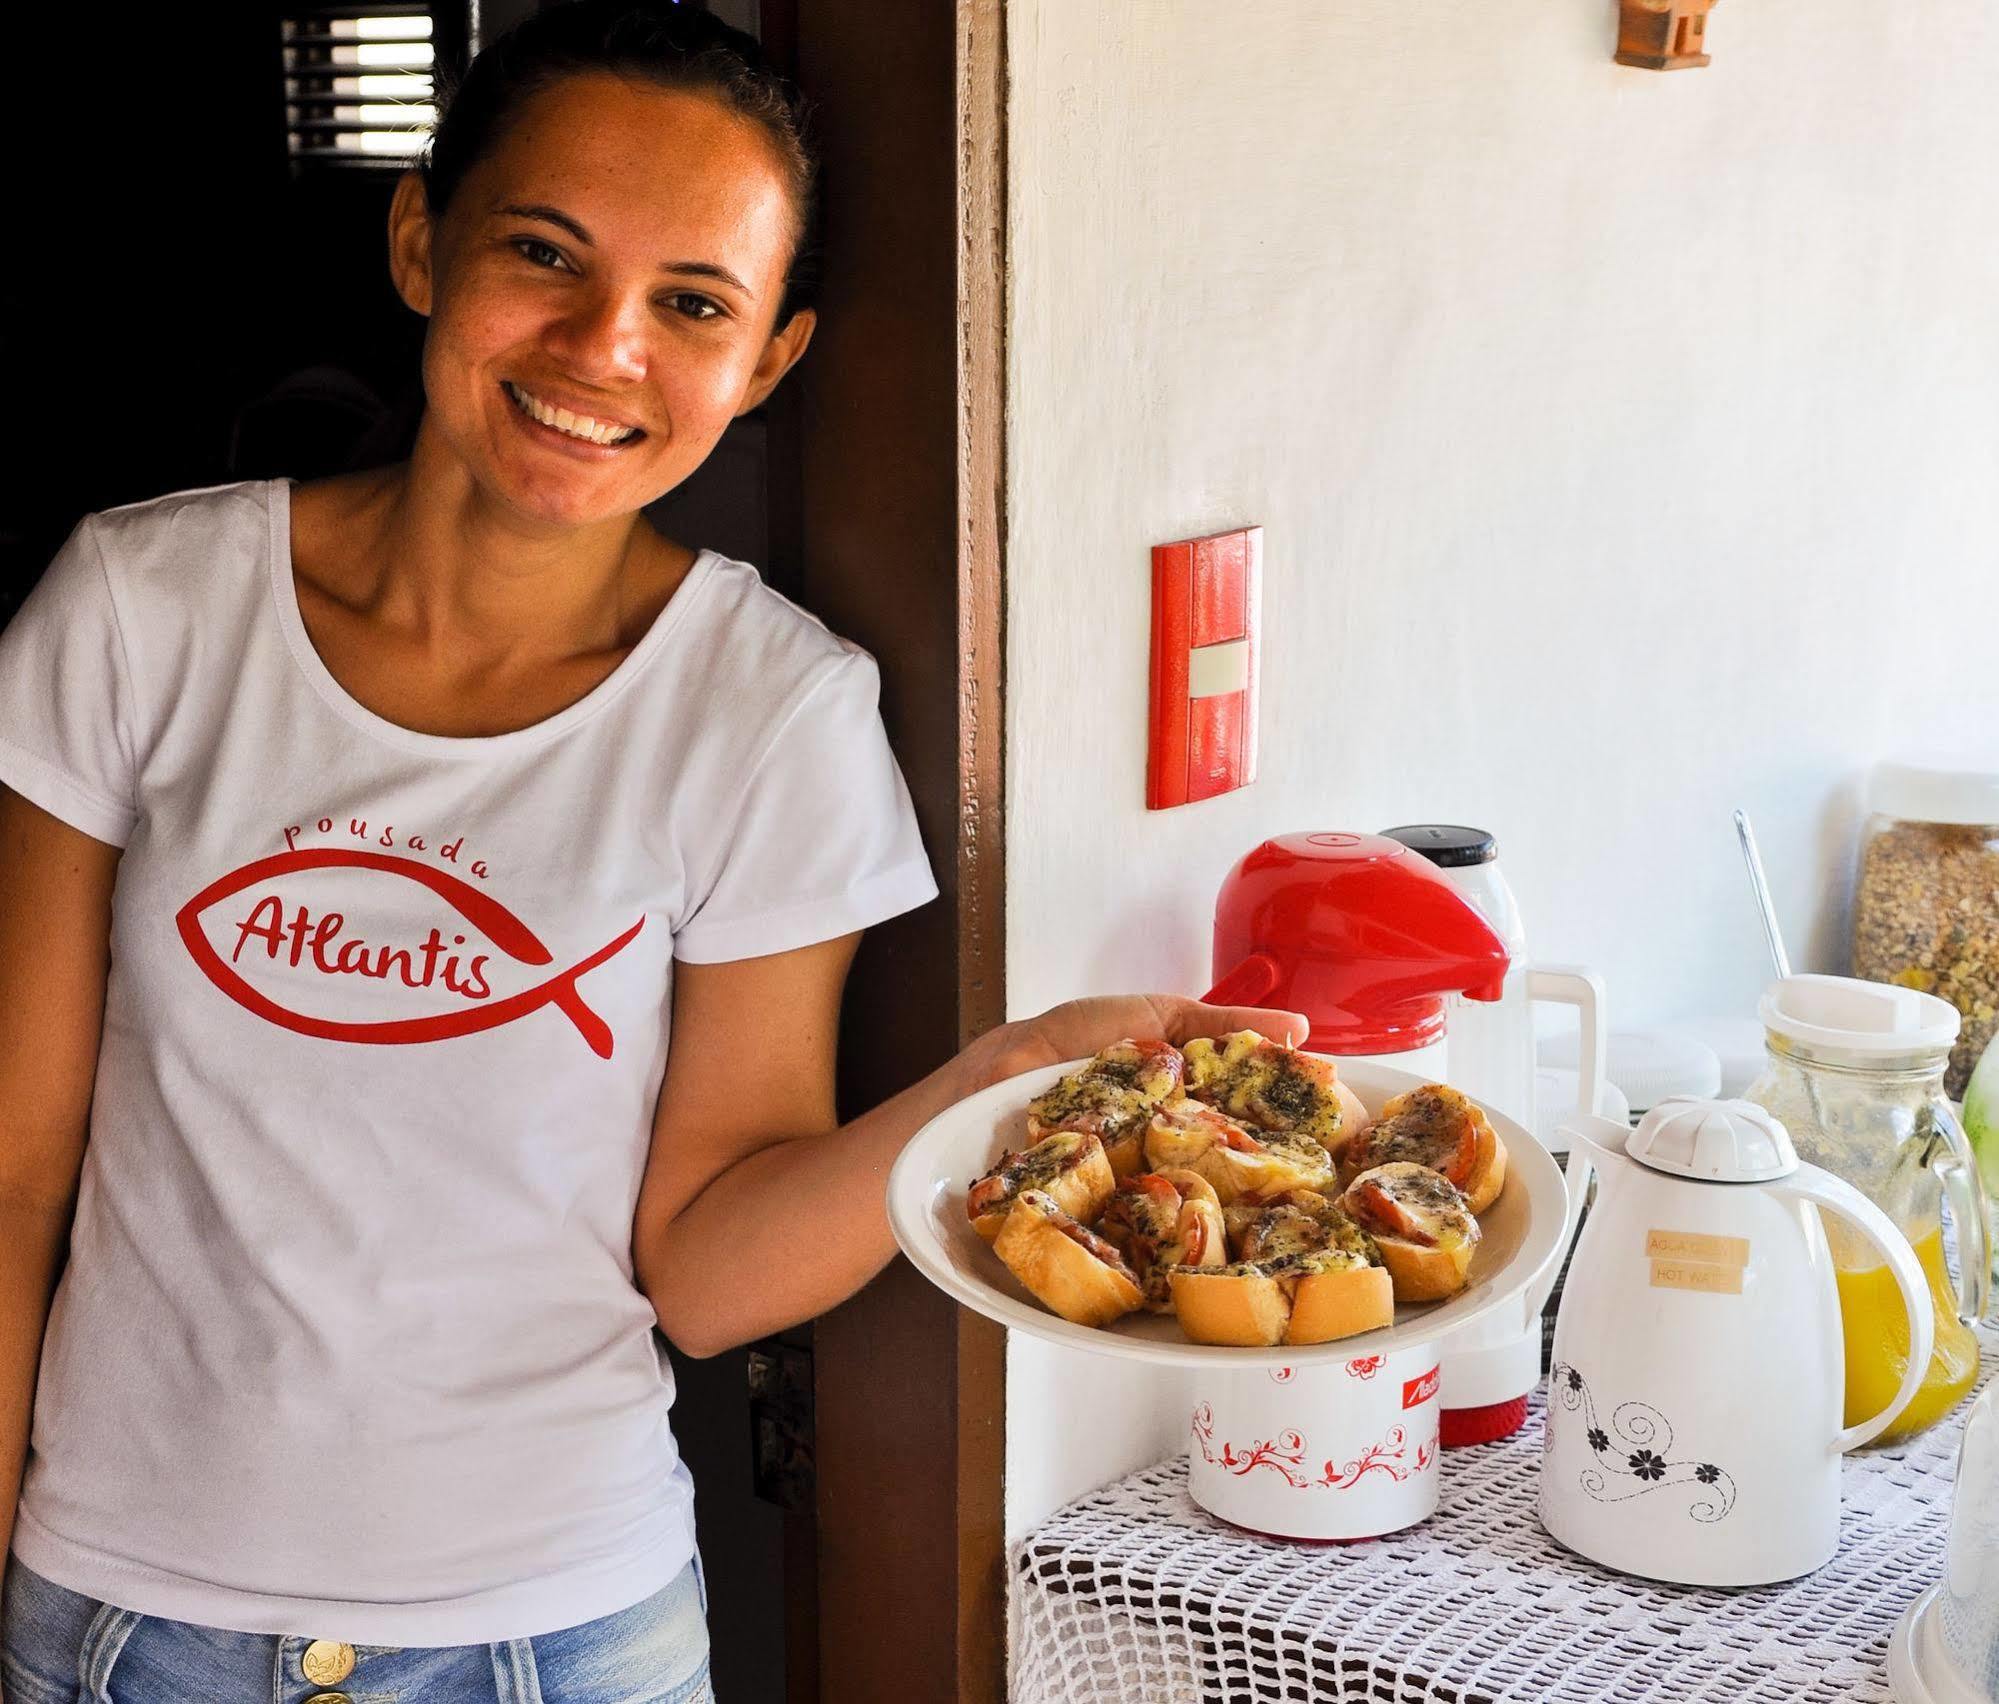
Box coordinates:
[0,6,1299,1701]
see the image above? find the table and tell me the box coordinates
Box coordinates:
[1009,1323,1996,1704]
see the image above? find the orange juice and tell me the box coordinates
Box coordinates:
[1835,1225,1980,1440]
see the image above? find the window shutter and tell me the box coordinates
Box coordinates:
[283,4,469,171]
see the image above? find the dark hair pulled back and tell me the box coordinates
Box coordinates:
[421,1,819,325]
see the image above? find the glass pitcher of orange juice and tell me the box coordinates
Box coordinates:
[1746,975,1990,1441]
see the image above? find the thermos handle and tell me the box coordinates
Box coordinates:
[1928,1100,1992,1325]
[1526,966,1608,1319]
[1203,953,1282,1009]
[1527,966,1609,1124]
[1774,1164,1937,1454]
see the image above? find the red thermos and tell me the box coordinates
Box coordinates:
[1203,833,1509,1065]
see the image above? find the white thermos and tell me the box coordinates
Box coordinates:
[1381,826,1606,1445]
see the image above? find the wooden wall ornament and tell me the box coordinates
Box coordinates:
[1616,0,1716,70]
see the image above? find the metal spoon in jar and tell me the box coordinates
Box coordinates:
[1735,809,1836,1148]
[1735,809,1793,980]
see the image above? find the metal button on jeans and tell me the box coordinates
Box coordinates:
[301,1639,356,1684]
[302,1694,352,1704]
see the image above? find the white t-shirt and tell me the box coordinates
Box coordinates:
[0,480,937,1643]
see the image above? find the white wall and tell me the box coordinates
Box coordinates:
[1002,0,1999,1540]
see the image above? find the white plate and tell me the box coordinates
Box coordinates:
[887,1055,1571,1369]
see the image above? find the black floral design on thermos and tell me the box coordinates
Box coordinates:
[1549,1362,1737,1522]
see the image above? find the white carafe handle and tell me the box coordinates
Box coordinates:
[1773,1163,1937,1454]
[1527,966,1608,1320]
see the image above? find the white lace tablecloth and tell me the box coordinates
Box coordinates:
[1009,1323,1997,1704]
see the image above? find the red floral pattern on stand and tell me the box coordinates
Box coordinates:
[1188,1410,1314,1488]
[1191,1405,1439,1492]
[1320,1426,1415,1489]
[1345,1355,1386,1381]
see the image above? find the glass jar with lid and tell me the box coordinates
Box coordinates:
[1853,761,1999,1098]
[1744,975,1989,1441]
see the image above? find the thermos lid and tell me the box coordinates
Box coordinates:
[1380,824,1497,868]
[1759,973,1960,1057]
[1626,1096,1798,1183]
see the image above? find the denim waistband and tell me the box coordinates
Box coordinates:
[1,1552,712,1704]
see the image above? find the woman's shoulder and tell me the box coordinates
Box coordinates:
[78,478,279,599]
[683,550,879,704]
[85,477,275,548]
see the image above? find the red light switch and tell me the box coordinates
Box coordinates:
[1147,527,1260,810]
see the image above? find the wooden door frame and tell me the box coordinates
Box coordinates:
[764,1,1008,1698]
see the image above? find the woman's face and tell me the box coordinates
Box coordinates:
[391,73,813,531]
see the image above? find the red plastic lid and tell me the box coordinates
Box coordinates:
[1440,1397,1530,1448]
[1204,834,1510,1055]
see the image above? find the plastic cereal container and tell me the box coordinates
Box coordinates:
[1853,763,1999,1098]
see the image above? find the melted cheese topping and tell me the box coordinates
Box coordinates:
[968,1129,1089,1218]
[1347,1162,1477,1249]
[1145,1099,1252,1167]
[1029,1040,1184,1141]
[1263,1247,1371,1278]
[1241,1198,1380,1265]
[1098,1176,1179,1268]
[1355,1083,1479,1183]
[1183,1030,1346,1148]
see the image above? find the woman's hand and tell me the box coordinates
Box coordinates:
[956,995,1312,1094]
[634,956,1312,1356]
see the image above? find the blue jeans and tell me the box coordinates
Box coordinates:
[1,1553,712,1704]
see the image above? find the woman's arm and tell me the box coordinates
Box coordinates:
[0,791,119,1573]
[632,936,1306,1357]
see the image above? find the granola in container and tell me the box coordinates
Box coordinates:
[1852,763,1999,1097]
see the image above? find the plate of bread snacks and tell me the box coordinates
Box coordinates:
[886,1031,1569,1368]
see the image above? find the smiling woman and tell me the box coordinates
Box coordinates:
[0,4,1303,1701]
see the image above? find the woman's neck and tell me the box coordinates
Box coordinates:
[286,423,699,738]
[354,425,660,658]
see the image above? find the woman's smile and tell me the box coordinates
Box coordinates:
[501,379,647,451]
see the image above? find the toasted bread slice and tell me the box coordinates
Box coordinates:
[1191,1130,1335,1204]
[1330,1078,1372,1163]
[1283,1257,1396,1345]
[1170,1250,1393,1346]
[1142,1098,1252,1171]
[1368,1234,1473,1303]
[1169,1264,1293,1346]
[993,1190,1143,1327]
[1341,1082,1507,1214]
[1182,1030,1349,1152]
[1341,1162,1480,1302]
[1098,1127,1145,1179]
[967,1130,1115,1243]
[1219,1185,1325,1256]
[1097,1169,1228,1311]
[1026,1039,1185,1180]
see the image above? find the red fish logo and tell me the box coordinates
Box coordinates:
[177,849,644,1058]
